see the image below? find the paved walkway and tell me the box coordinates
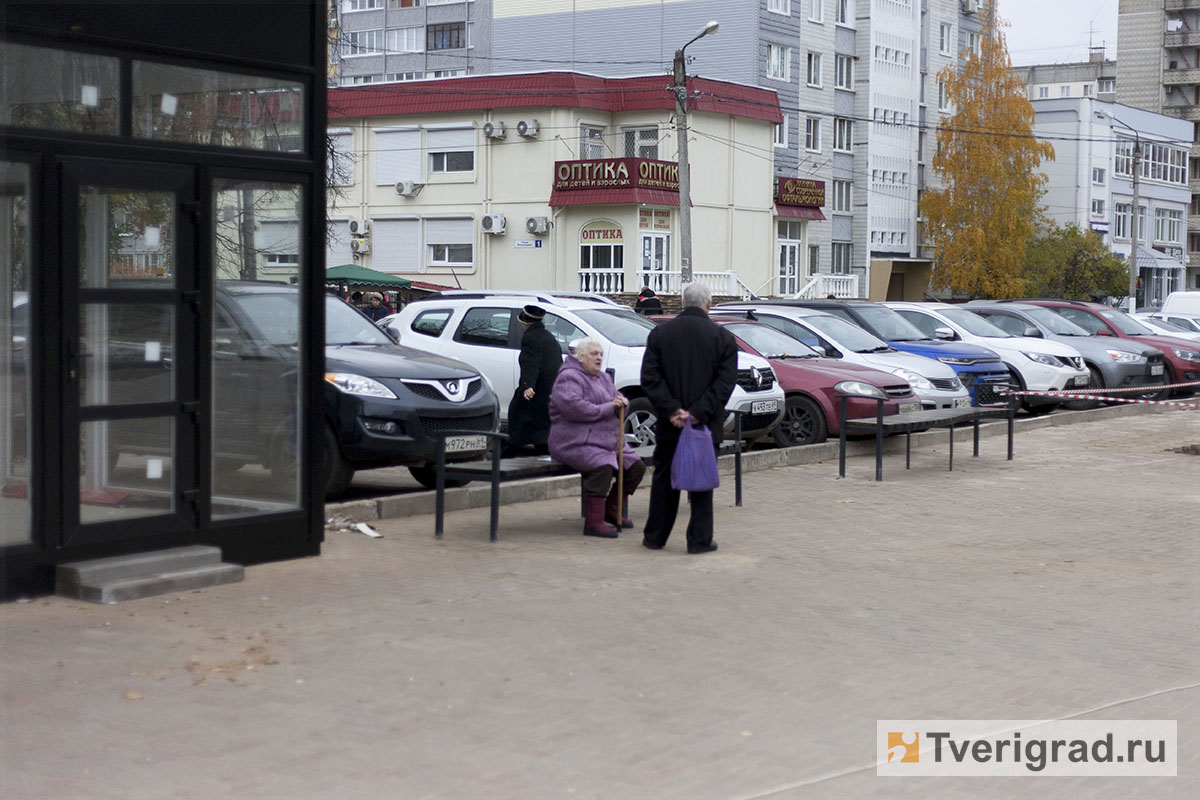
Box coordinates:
[2,410,1198,799]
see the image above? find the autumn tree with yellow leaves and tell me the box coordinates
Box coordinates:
[921,3,1054,298]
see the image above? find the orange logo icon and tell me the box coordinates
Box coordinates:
[887,731,920,763]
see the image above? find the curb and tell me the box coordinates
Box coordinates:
[324,402,1171,524]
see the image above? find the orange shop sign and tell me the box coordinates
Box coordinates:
[776,178,825,207]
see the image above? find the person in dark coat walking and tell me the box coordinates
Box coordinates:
[506,304,563,454]
[363,292,391,322]
[634,285,664,315]
[639,282,738,554]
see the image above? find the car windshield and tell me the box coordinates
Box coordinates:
[800,313,892,352]
[1098,308,1154,335]
[1023,307,1091,335]
[940,308,1012,337]
[574,308,655,347]
[228,292,392,347]
[725,323,819,358]
[855,305,930,341]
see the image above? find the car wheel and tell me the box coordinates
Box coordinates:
[772,395,827,447]
[408,465,471,490]
[1063,367,1103,411]
[625,397,657,448]
[319,424,355,498]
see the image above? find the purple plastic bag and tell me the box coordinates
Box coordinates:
[670,421,720,492]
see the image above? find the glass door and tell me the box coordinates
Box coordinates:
[62,162,199,545]
[640,232,671,293]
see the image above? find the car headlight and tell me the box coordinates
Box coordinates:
[1106,349,1142,363]
[937,356,976,365]
[1171,347,1200,362]
[325,373,397,399]
[1022,351,1061,367]
[834,380,888,400]
[888,368,934,391]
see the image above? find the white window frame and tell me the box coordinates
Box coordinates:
[768,44,791,81]
[807,52,823,87]
[387,26,424,54]
[805,117,821,152]
[1038,86,1049,99]
[833,118,853,152]
[1060,85,1071,97]
[773,116,789,148]
[967,31,981,56]
[1092,167,1106,184]
[938,80,949,111]
[1083,84,1093,97]
[939,23,953,55]
[346,0,384,10]
[327,129,355,188]
[1113,203,1130,239]
[622,127,659,159]
[427,127,475,175]
[835,54,854,89]
[831,241,852,274]
[580,125,606,159]
[768,0,791,14]
[425,218,474,269]
[832,179,851,212]
[345,29,384,57]
[835,0,850,26]
[809,0,823,23]
[1091,198,1106,218]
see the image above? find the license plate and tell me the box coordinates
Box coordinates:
[1073,375,1090,386]
[751,400,778,414]
[444,434,487,453]
[898,402,920,414]
[954,397,973,409]
[1150,364,1164,376]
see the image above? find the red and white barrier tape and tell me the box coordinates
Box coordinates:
[997,382,1200,409]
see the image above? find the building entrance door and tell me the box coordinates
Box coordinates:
[61,161,201,547]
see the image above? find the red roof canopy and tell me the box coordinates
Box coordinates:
[775,204,826,220]
[329,72,782,124]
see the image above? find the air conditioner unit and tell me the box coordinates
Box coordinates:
[525,216,549,235]
[483,121,506,140]
[350,237,371,254]
[481,214,507,234]
[960,0,980,13]
[395,180,423,197]
[348,218,370,236]
[516,119,539,138]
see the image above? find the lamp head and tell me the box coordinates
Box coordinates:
[700,20,719,38]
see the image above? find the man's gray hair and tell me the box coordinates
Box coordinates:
[681,282,712,309]
[570,337,605,363]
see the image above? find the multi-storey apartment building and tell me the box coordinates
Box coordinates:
[1117,0,1200,291]
[1014,48,1118,102]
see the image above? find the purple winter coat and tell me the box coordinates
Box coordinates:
[547,356,641,472]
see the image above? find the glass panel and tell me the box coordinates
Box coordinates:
[1,162,32,546]
[133,62,305,152]
[79,187,175,287]
[79,304,175,406]
[81,418,175,524]
[211,180,302,517]
[2,43,119,135]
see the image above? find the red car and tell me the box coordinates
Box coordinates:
[1017,300,1200,395]
[651,315,919,446]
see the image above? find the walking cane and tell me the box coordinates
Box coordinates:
[616,402,626,525]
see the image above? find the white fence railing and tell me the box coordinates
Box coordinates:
[794,272,859,299]
[578,268,626,294]
[635,270,740,296]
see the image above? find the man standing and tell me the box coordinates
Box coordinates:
[639,282,738,554]
[507,304,562,455]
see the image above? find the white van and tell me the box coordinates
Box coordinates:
[1161,291,1200,315]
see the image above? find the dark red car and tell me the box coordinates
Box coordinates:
[1017,300,1200,395]
[651,315,920,446]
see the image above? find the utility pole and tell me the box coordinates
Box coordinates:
[671,21,718,288]
[1129,137,1141,313]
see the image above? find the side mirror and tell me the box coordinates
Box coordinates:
[812,345,827,356]
[1023,325,1041,338]
[384,325,400,344]
[933,326,955,340]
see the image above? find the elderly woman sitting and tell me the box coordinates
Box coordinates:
[548,337,646,538]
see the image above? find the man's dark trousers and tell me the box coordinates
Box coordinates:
[642,426,714,549]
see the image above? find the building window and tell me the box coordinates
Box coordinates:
[387,26,423,53]
[388,0,421,7]
[831,242,852,274]
[967,32,981,56]
[1115,140,1133,176]
[427,21,468,50]
[809,244,820,273]
[1093,167,1106,184]
[938,80,949,111]
[1098,77,1116,93]
[768,0,791,13]
[579,240,626,293]
[805,117,821,152]
[1156,209,1182,243]
[1091,199,1105,218]
[431,69,466,78]
[1060,85,1070,97]
[347,0,384,9]
[835,54,854,89]
[1038,86,1049,99]
[1083,84,1093,97]
[580,125,606,159]
[807,52,823,87]
[940,23,953,54]
[832,179,851,212]
[768,44,791,80]
[833,118,853,152]
[427,218,473,268]
[345,29,384,56]
[774,117,789,148]
[622,127,658,159]
[1113,203,1130,239]
[428,127,475,173]
[328,131,355,187]
[835,0,850,25]
[809,0,823,23]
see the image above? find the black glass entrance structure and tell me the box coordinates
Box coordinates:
[2,2,327,599]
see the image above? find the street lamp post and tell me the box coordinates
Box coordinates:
[672,20,718,288]
[1113,116,1142,312]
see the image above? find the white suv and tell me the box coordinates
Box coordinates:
[380,291,785,445]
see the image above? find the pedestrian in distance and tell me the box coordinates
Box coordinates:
[634,285,664,315]
[506,304,562,456]
[547,338,646,538]
[639,282,738,554]
[363,292,390,322]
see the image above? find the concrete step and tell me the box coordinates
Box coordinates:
[56,546,243,604]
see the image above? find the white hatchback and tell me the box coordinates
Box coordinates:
[380,291,785,445]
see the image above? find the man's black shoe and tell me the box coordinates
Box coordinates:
[687,541,718,554]
[642,537,664,550]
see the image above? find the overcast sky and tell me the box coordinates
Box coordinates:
[999,0,1119,66]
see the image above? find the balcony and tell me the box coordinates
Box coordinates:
[1164,105,1200,122]
[1189,214,1200,232]
[1163,67,1200,86]
[1165,0,1200,11]
[1164,30,1200,48]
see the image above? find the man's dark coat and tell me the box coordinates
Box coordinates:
[507,321,563,447]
